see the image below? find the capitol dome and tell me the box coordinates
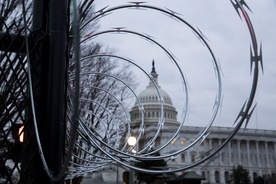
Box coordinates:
[130,60,178,127]
[135,62,173,105]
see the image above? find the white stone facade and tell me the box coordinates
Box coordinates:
[130,62,276,184]
[160,126,276,184]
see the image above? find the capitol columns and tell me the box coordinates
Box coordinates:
[228,140,232,165]
[246,140,251,167]
[218,139,222,165]
[237,140,241,165]
[209,169,216,183]
[265,141,269,168]
[219,168,224,184]
[209,139,212,158]
[256,141,260,167]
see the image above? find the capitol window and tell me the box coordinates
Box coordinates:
[191,154,195,162]
[201,171,205,178]
[181,154,185,162]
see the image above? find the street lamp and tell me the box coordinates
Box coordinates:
[128,136,137,147]
[128,136,137,184]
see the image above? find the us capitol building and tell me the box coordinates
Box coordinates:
[129,61,276,184]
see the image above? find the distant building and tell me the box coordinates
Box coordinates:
[129,61,276,184]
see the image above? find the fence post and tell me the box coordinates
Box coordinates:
[24,0,69,183]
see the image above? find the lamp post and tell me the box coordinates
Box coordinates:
[128,136,137,184]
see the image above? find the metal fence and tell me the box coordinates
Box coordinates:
[0,15,37,183]
[0,1,69,183]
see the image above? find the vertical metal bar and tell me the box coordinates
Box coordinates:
[46,0,68,182]
[20,0,49,183]
[23,0,68,183]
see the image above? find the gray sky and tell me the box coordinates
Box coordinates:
[92,1,276,130]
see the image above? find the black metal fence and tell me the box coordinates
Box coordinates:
[1,0,69,183]
[0,16,35,183]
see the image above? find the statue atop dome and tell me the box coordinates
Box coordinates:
[150,59,158,85]
[152,60,156,73]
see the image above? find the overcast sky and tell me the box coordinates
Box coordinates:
[91,1,276,130]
